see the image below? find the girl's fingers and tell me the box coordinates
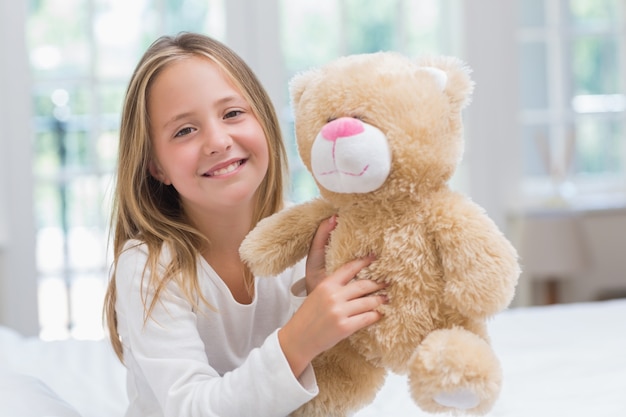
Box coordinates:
[306,216,337,277]
[337,301,385,337]
[348,309,384,330]
[344,293,387,318]
[315,215,337,246]
[343,278,386,300]
[308,216,336,259]
[331,254,376,286]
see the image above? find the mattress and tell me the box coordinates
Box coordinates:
[1,299,625,417]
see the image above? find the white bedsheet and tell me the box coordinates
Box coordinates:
[356,299,626,416]
[1,299,625,417]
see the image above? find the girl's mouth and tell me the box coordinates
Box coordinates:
[204,159,245,177]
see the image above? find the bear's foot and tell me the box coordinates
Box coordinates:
[434,388,480,410]
[408,327,501,416]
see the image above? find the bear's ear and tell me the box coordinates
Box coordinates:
[289,68,321,108]
[416,55,474,110]
[418,67,448,91]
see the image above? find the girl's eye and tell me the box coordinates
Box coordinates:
[175,127,195,137]
[224,110,243,119]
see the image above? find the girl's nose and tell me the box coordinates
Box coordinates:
[203,125,233,155]
[207,138,232,155]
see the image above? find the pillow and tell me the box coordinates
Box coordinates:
[0,371,82,417]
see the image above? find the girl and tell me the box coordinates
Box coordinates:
[103,32,387,417]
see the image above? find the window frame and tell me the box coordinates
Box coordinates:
[517,0,626,207]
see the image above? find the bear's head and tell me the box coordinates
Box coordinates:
[289,52,474,203]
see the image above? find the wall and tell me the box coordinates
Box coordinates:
[461,1,522,231]
[510,204,626,306]
[0,0,39,336]
[549,208,626,304]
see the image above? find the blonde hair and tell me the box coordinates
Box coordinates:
[103,32,288,361]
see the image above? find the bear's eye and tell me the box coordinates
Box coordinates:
[326,115,365,123]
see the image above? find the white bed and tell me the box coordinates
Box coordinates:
[1,299,625,417]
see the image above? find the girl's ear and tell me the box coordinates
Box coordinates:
[148,159,171,185]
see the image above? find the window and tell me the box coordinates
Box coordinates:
[28,0,227,340]
[518,0,626,205]
[27,0,457,340]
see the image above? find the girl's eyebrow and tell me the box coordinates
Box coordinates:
[163,112,194,129]
[162,95,246,129]
[216,94,246,107]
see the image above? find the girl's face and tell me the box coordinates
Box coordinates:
[147,56,269,217]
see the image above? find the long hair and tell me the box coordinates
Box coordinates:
[103,32,288,361]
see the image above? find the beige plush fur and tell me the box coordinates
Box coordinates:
[239,52,520,417]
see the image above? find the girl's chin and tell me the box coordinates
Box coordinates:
[213,186,261,207]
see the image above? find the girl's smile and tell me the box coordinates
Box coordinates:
[203,158,246,177]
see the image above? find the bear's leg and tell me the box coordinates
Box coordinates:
[407,327,501,416]
[292,339,386,417]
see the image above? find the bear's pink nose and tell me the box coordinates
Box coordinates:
[321,117,365,142]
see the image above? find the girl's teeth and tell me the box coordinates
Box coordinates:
[209,160,242,176]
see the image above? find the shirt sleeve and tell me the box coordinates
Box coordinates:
[115,242,317,417]
[288,259,308,315]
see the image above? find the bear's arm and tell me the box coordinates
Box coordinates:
[428,192,520,318]
[239,198,337,277]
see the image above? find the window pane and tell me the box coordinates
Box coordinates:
[342,0,402,53]
[69,274,107,339]
[522,125,552,177]
[519,41,549,109]
[569,37,619,96]
[575,116,624,175]
[67,225,107,270]
[97,130,120,170]
[162,0,211,34]
[29,0,91,78]
[99,82,126,114]
[38,277,70,340]
[66,176,107,228]
[36,225,65,273]
[281,0,446,75]
[94,0,155,79]
[34,182,62,232]
[282,0,342,73]
[33,131,59,176]
[33,86,56,119]
[569,0,620,29]
[400,0,448,55]
[62,129,90,169]
[518,0,545,28]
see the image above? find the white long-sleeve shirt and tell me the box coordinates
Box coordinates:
[114,240,318,417]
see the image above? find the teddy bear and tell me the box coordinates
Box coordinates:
[239,51,520,417]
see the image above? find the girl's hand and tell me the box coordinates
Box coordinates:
[279,254,387,378]
[304,215,338,294]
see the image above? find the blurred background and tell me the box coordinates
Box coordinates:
[1,0,625,341]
